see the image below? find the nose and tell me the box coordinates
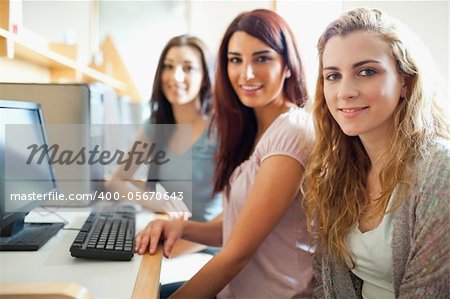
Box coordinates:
[243,63,255,80]
[174,66,185,83]
[337,77,358,100]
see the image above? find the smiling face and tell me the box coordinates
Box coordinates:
[161,46,204,106]
[227,31,289,109]
[322,31,407,142]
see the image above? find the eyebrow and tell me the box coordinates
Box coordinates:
[323,59,381,71]
[164,58,197,65]
[227,49,274,56]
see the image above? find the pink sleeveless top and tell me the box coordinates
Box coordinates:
[218,108,315,299]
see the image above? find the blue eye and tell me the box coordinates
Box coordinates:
[325,73,340,81]
[359,69,376,76]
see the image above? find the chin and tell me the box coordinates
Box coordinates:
[238,97,265,109]
[168,97,191,106]
[343,132,360,137]
[340,126,361,137]
[240,102,257,109]
[165,96,179,104]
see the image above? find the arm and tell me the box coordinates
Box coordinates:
[312,254,325,298]
[169,240,207,257]
[397,157,450,298]
[182,213,223,246]
[161,214,224,257]
[171,155,304,298]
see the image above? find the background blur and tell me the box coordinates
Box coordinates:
[1,0,448,104]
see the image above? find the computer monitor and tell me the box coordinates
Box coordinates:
[0,100,64,251]
[0,83,110,202]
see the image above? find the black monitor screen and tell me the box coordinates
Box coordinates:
[0,100,57,232]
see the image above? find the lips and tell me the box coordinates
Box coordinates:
[339,107,368,113]
[240,84,263,96]
[337,106,369,118]
[167,85,187,94]
[241,84,262,91]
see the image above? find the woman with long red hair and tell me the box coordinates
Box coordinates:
[135,9,315,298]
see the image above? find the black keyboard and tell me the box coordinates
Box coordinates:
[70,205,136,261]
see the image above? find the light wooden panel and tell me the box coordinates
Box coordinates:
[132,246,164,299]
[0,0,10,56]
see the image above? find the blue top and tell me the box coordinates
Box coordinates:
[144,119,222,222]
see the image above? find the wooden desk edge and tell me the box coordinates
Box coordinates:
[132,244,164,299]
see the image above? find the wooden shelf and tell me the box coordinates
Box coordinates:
[0,27,127,91]
[88,35,141,100]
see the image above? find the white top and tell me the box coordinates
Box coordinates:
[346,192,396,299]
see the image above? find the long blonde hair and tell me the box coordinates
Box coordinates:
[305,7,450,267]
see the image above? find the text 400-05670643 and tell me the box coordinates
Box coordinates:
[96,191,184,201]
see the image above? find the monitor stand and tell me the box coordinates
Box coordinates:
[0,218,64,251]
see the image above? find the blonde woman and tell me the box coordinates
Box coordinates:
[305,7,450,298]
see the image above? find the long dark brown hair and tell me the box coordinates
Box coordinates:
[150,34,213,124]
[147,35,213,190]
[212,9,308,194]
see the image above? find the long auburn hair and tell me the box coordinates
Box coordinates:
[304,7,450,267]
[150,34,213,124]
[212,9,308,194]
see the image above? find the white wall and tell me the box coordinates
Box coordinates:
[22,0,92,65]
[99,1,188,101]
[188,0,272,53]
[278,1,448,100]
[343,1,448,84]
[277,1,343,97]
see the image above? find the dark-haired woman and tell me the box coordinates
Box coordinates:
[107,35,222,256]
[136,10,314,298]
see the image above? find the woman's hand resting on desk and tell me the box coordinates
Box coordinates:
[135,219,185,258]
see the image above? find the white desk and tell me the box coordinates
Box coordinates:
[0,206,162,299]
